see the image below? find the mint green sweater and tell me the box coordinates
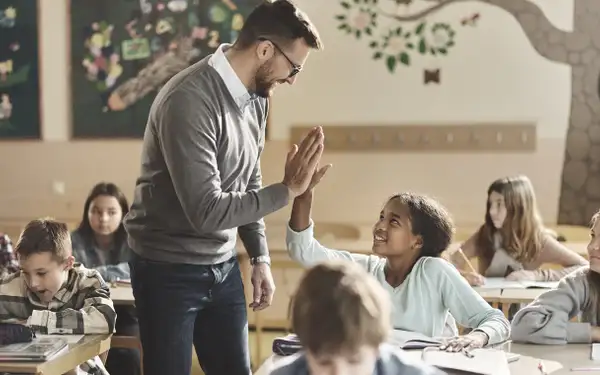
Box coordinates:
[286,221,510,345]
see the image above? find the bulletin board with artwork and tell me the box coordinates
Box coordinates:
[70,0,262,139]
[0,0,41,139]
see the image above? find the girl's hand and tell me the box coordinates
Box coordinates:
[462,271,485,286]
[440,331,489,352]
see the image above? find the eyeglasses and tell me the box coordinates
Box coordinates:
[258,37,302,78]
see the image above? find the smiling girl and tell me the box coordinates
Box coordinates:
[510,209,600,344]
[450,175,586,286]
[286,166,510,351]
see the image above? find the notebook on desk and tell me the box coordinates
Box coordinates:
[421,348,510,375]
[0,336,68,362]
[388,330,441,349]
[477,278,559,290]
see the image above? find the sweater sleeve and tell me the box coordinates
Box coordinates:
[157,91,289,233]
[511,270,592,344]
[286,220,376,271]
[533,235,588,281]
[428,258,510,345]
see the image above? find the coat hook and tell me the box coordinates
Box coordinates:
[496,132,503,144]
[372,133,381,144]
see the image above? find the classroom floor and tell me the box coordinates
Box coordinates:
[191,330,283,375]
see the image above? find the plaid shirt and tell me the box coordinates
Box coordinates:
[0,264,116,375]
[0,234,18,277]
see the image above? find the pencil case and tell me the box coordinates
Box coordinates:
[272,334,302,356]
[0,322,34,346]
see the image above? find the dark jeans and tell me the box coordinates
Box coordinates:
[105,305,141,375]
[129,253,250,375]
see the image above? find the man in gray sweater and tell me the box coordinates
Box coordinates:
[123,1,324,374]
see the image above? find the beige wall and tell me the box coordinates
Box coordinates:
[0,0,575,230]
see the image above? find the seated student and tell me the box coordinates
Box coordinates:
[450,175,587,286]
[510,209,600,344]
[0,218,116,375]
[0,232,19,277]
[71,182,140,375]
[71,182,132,282]
[270,260,444,375]
[286,167,510,348]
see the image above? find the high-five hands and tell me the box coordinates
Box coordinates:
[282,126,325,198]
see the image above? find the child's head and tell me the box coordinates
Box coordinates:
[15,219,74,303]
[588,210,600,273]
[371,192,454,263]
[478,175,544,262]
[291,261,391,375]
[78,182,129,241]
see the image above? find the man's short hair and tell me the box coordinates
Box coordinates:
[291,260,391,355]
[15,218,72,262]
[235,0,323,50]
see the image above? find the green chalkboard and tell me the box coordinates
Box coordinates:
[0,0,40,139]
[70,0,262,139]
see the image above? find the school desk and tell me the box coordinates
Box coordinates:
[253,344,568,375]
[109,285,135,305]
[0,334,112,375]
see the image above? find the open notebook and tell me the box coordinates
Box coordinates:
[388,330,441,350]
[476,278,559,290]
[421,348,510,375]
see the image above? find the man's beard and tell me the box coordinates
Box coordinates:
[253,61,280,98]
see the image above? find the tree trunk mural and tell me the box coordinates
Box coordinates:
[337,0,600,226]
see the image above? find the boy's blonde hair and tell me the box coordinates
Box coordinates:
[291,260,391,355]
[15,218,72,262]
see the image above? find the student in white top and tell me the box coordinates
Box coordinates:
[286,166,510,351]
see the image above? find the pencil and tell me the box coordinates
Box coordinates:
[457,248,478,274]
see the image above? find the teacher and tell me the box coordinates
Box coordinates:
[123,1,324,375]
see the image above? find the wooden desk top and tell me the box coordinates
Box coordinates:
[109,286,135,305]
[0,334,112,375]
[254,344,574,375]
[511,343,593,374]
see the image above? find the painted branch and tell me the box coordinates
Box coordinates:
[480,0,572,64]
[378,0,573,64]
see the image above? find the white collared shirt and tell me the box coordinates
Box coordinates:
[208,44,256,110]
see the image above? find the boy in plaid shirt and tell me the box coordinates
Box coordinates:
[0,218,117,375]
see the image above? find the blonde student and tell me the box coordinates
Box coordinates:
[0,218,116,375]
[450,175,587,286]
[511,209,600,344]
[270,260,443,375]
[286,166,509,349]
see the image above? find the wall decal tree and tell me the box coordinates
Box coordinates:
[336,0,600,226]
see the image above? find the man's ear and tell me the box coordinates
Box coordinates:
[256,39,274,61]
[64,255,75,270]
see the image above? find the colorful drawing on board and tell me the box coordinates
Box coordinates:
[81,22,123,94]
[334,0,478,75]
[0,0,40,138]
[71,0,263,138]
